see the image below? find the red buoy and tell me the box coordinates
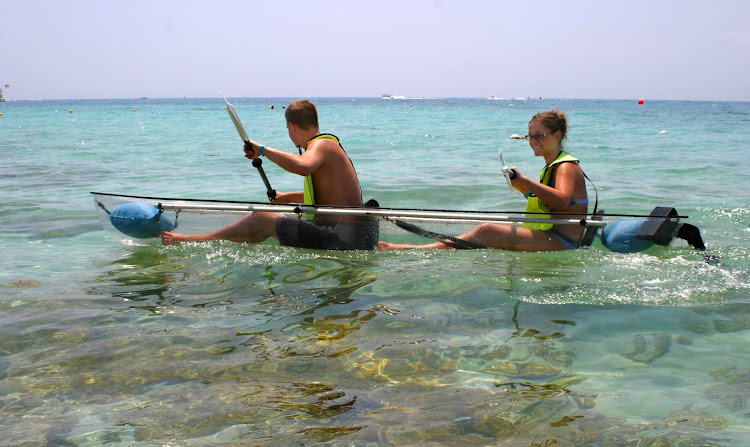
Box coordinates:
[638,99,645,105]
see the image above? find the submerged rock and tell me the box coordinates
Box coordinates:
[483,361,563,379]
[622,332,672,363]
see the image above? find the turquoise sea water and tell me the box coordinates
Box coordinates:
[1,97,749,445]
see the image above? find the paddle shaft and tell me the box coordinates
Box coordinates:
[252,158,277,201]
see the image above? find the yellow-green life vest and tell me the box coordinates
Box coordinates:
[523,151,581,230]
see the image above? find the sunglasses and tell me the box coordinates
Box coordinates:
[524,133,550,141]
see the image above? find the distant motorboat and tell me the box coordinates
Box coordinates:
[382,94,406,100]
[487,96,503,100]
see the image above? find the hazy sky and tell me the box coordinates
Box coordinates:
[2,0,749,101]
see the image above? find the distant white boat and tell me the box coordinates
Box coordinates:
[487,96,503,100]
[382,94,406,100]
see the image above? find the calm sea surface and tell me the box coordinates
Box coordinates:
[1,97,749,445]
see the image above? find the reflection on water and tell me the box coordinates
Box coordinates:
[0,244,748,445]
[91,246,177,308]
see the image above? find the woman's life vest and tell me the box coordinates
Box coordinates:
[523,151,587,230]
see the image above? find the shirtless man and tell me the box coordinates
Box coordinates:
[162,100,376,250]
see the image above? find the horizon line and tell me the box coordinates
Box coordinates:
[3,96,749,103]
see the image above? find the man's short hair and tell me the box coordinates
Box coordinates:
[285,100,319,130]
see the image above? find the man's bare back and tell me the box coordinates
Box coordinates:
[305,138,362,207]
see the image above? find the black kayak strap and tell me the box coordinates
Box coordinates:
[583,171,599,215]
[387,218,486,249]
[366,199,486,249]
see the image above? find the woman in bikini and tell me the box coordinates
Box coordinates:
[379,109,589,251]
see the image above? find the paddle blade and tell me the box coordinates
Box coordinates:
[498,149,514,192]
[220,92,249,142]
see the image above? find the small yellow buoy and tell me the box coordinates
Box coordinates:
[133,108,137,112]
[0,112,3,116]
[269,105,274,109]
[70,109,74,113]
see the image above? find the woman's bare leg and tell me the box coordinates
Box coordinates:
[378,223,566,251]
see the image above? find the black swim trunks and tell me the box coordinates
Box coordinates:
[275,214,379,250]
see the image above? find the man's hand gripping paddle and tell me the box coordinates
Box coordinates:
[221,92,277,201]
